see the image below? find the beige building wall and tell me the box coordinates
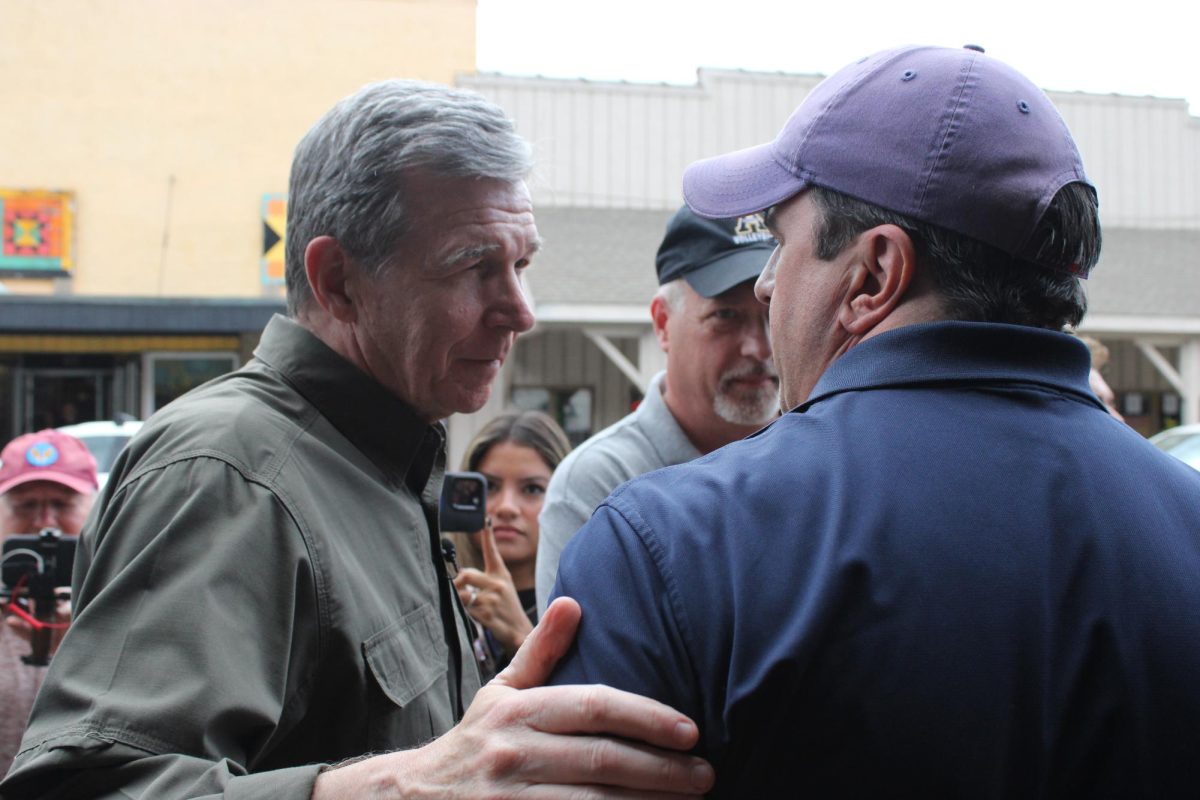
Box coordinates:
[0,0,475,298]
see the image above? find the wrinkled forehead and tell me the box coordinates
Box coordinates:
[413,177,542,265]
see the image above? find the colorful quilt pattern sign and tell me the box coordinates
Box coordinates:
[0,189,74,275]
[261,193,287,285]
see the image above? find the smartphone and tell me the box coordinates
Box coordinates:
[439,471,487,533]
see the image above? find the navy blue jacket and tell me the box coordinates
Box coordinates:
[549,321,1200,798]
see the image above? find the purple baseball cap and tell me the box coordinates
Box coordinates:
[683,45,1095,275]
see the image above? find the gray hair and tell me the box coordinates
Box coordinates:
[654,279,688,313]
[807,184,1097,331]
[285,80,534,316]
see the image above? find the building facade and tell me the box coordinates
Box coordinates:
[0,0,476,441]
[450,68,1200,462]
[4,5,1197,455]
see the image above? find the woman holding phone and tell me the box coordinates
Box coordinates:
[451,409,571,679]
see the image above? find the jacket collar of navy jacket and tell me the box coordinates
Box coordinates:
[795,321,1106,415]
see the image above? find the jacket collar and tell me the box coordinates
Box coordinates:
[798,321,1104,414]
[254,314,445,488]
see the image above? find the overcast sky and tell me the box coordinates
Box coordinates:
[477,0,1198,115]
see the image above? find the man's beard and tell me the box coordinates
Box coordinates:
[713,360,780,426]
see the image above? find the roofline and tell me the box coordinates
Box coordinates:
[1078,314,1200,337]
[531,303,650,325]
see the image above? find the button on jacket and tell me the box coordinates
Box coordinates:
[3,315,480,799]
[550,321,1200,798]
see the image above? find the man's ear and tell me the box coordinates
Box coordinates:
[304,236,358,323]
[650,294,671,352]
[838,224,917,336]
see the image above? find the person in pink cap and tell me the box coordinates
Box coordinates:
[0,429,99,537]
[0,429,98,776]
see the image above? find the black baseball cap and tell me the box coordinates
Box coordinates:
[655,205,777,297]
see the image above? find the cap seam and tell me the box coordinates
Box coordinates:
[916,51,977,214]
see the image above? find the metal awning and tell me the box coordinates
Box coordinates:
[0,295,285,334]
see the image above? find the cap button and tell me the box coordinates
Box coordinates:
[963,43,986,53]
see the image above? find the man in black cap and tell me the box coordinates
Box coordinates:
[536,206,778,611]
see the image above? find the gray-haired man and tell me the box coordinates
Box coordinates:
[536,206,778,612]
[2,81,712,799]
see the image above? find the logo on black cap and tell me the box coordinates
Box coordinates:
[733,213,772,245]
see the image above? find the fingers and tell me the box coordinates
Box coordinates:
[407,592,713,797]
[494,596,581,690]
[516,789,708,800]
[479,519,509,577]
[317,731,713,800]
[454,569,489,604]
[55,596,72,625]
[453,572,469,598]
[516,684,701,753]
[6,614,34,645]
[454,569,488,592]
[464,681,712,794]
[453,570,474,592]
[457,585,479,611]
[457,569,533,650]
[507,733,714,796]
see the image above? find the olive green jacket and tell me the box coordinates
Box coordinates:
[2,315,480,799]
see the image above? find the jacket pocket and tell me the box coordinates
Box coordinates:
[363,603,447,709]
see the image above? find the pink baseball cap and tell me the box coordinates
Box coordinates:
[0,429,99,496]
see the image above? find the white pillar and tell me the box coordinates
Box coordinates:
[1134,337,1200,427]
[584,330,645,391]
[1181,338,1200,425]
[637,330,666,390]
[583,327,663,395]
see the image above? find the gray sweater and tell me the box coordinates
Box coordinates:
[536,372,700,614]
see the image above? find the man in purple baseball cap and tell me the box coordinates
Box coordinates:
[546,45,1200,796]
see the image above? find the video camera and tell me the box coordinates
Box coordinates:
[2,528,76,592]
[2,527,76,666]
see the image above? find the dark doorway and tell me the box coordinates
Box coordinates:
[21,369,113,431]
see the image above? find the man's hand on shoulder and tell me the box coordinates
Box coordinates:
[312,598,714,799]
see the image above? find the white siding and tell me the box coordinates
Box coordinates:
[1057,93,1200,227]
[454,68,1200,436]
[461,69,1200,228]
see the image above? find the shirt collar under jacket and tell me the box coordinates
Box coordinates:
[254,314,445,490]
[796,321,1104,415]
[639,371,704,464]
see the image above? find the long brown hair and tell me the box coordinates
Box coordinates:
[450,410,571,570]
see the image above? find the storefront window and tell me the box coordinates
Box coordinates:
[142,352,238,413]
[511,386,593,445]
